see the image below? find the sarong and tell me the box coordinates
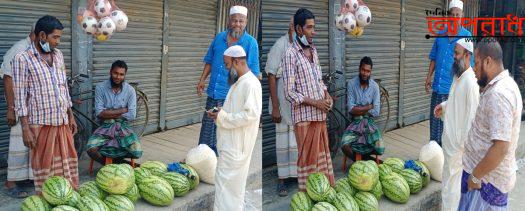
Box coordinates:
[458,171,508,211]
[87,119,142,158]
[7,121,33,181]
[198,97,224,155]
[341,116,384,155]
[429,92,448,145]
[275,122,298,179]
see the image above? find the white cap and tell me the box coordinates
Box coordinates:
[449,0,463,10]
[230,5,248,16]
[223,45,246,58]
[456,38,473,53]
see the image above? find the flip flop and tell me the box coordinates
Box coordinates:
[277,182,288,197]
[6,186,28,198]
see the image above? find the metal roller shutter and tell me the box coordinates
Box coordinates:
[261,0,329,166]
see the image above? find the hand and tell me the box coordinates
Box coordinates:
[22,127,37,149]
[271,108,282,123]
[425,77,432,94]
[7,108,16,127]
[315,99,331,112]
[434,104,443,118]
[206,107,220,120]
[69,118,78,135]
[197,81,205,97]
[467,176,482,191]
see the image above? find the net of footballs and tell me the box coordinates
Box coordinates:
[76,0,128,42]
[336,0,372,38]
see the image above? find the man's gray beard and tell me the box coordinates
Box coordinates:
[228,67,239,85]
[229,29,244,39]
[453,57,467,78]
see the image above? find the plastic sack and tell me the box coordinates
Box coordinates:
[419,141,444,182]
[186,144,217,185]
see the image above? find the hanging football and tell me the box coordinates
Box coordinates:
[355,6,372,27]
[81,16,98,35]
[335,13,345,31]
[97,17,116,36]
[94,0,112,17]
[110,10,128,32]
[342,13,357,33]
[345,0,359,13]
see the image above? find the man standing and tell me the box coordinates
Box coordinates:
[341,56,383,162]
[1,25,35,198]
[425,0,472,145]
[87,60,142,165]
[208,45,261,210]
[197,5,260,155]
[267,17,296,196]
[12,15,78,194]
[459,41,522,210]
[282,8,335,191]
[434,39,479,211]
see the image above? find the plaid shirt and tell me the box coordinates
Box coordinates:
[12,44,72,126]
[282,41,327,124]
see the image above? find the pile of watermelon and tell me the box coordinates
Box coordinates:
[290,159,431,211]
[21,161,201,210]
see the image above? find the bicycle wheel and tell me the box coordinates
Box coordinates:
[327,110,341,159]
[130,91,149,137]
[379,87,391,132]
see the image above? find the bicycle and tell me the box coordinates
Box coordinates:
[68,73,150,158]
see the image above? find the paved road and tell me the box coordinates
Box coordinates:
[509,159,525,210]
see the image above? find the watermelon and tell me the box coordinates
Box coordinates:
[399,169,423,194]
[312,202,337,211]
[306,173,331,202]
[134,167,152,182]
[382,173,410,203]
[42,176,74,206]
[369,180,383,200]
[322,187,337,203]
[21,195,52,211]
[140,161,167,176]
[348,161,379,191]
[415,160,431,187]
[383,158,405,172]
[334,178,356,196]
[290,192,314,211]
[122,183,140,202]
[104,195,134,211]
[378,164,393,180]
[180,163,200,190]
[96,164,135,195]
[78,181,107,200]
[52,205,79,211]
[161,172,191,197]
[77,195,108,211]
[354,192,379,211]
[67,191,81,207]
[332,192,359,211]
[138,175,174,206]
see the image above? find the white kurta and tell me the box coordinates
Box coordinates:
[440,67,480,211]
[213,72,262,211]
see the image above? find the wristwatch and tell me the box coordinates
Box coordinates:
[469,174,481,184]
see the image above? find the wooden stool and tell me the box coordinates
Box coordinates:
[342,153,381,172]
[89,157,136,176]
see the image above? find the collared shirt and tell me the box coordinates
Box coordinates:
[1,37,31,78]
[346,77,380,117]
[266,34,293,125]
[282,41,327,124]
[12,44,72,126]
[463,70,522,193]
[94,80,137,121]
[428,27,473,94]
[203,31,260,100]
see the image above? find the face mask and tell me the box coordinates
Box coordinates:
[297,34,310,46]
[292,32,297,42]
[39,40,52,53]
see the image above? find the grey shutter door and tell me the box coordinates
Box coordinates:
[0,0,72,175]
[345,0,401,130]
[92,0,163,134]
[165,0,218,128]
[261,0,329,166]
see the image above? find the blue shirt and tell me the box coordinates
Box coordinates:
[203,31,260,99]
[347,77,381,117]
[94,80,137,121]
[429,27,473,94]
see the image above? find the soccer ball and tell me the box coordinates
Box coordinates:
[355,6,372,27]
[350,26,364,37]
[94,0,112,17]
[110,10,128,31]
[335,13,345,31]
[81,16,98,35]
[345,0,359,13]
[97,17,116,36]
[342,13,357,33]
[95,33,109,41]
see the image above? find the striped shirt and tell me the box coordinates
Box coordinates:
[12,44,72,126]
[282,41,327,124]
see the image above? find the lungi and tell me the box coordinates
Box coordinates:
[87,119,142,159]
[198,97,225,155]
[341,116,384,155]
[429,92,449,145]
[458,171,508,211]
[7,121,33,181]
[275,123,298,179]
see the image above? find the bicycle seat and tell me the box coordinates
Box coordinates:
[374,79,382,84]
[129,82,140,86]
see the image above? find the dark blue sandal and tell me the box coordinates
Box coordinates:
[277,182,288,197]
[6,186,28,198]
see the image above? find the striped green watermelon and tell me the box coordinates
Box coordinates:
[383,158,405,172]
[322,187,336,203]
[399,169,423,194]
[78,181,107,200]
[138,175,174,206]
[180,163,200,190]
[42,176,74,206]
[354,192,379,211]
[312,202,337,211]
[122,183,140,202]
[134,167,152,182]
[332,192,359,211]
[382,173,410,203]
[334,178,356,196]
[52,205,79,211]
[96,164,134,195]
[104,195,134,211]
[369,180,383,200]
[140,161,167,176]
[415,160,431,187]
[290,191,314,211]
[161,172,191,197]
[378,164,393,180]
[21,195,52,211]
[77,195,108,211]
[348,161,379,191]
[66,191,81,207]
[306,173,331,202]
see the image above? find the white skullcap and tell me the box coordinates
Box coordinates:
[456,38,473,53]
[230,5,248,16]
[223,45,246,58]
[449,0,463,10]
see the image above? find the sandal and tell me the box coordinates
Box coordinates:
[6,186,28,198]
[277,182,288,197]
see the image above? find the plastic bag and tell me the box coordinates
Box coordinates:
[419,141,444,181]
[186,144,217,185]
